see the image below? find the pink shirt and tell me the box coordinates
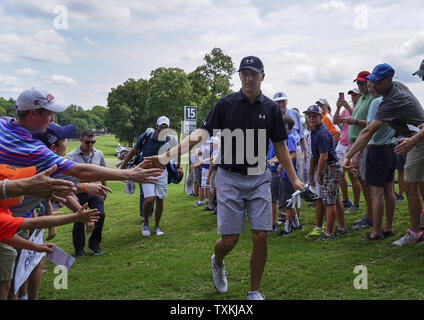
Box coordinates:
[340,109,351,146]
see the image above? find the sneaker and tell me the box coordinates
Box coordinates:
[194,201,204,207]
[395,194,404,202]
[343,200,353,208]
[154,226,164,236]
[305,227,324,239]
[335,227,349,237]
[74,250,85,258]
[355,215,367,223]
[292,214,302,230]
[315,232,336,242]
[345,204,361,214]
[203,206,215,211]
[247,291,265,300]
[142,223,150,237]
[210,254,228,293]
[352,218,373,230]
[88,245,103,256]
[392,230,424,246]
[277,220,293,236]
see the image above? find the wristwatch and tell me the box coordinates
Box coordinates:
[354,119,359,126]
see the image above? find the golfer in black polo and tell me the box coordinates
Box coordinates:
[149,56,303,300]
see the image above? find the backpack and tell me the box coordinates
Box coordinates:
[134,128,155,165]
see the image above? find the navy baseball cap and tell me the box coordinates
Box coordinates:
[412,59,424,77]
[303,105,322,116]
[33,122,76,147]
[366,63,395,82]
[238,56,264,73]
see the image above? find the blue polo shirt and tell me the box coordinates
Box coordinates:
[281,131,298,179]
[285,108,304,146]
[200,89,287,173]
[266,140,279,172]
[310,123,338,163]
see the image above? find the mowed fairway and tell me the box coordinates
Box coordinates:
[38,136,424,300]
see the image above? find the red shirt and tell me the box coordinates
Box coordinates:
[0,207,24,241]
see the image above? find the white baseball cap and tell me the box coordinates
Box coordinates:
[273,92,288,102]
[348,88,361,95]
[211,136,220,145]
[156,116,170,126]
[316,98,329,106]
[16,88,67,112]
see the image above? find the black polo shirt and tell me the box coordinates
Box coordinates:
[200,89,287,174]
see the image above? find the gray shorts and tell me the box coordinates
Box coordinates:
[404,139,424,182]
[270,171,281,203]
[215,168,272,234]
[359,148,367,181]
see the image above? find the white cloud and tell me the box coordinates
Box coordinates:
[83,36,98,46]
[50,74,78,86]
[0,30,70,63]
[315,1,348,14]
[14,68,39,76]
[1,0,423,112]
[400,31,424,57]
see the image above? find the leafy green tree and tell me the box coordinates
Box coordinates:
[106,78,150,146]
[146,67,192,139]
[0,97,17,117]
[191,48,236,125]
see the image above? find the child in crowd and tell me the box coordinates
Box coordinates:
[304,105,347,241]
[277,115,301,236]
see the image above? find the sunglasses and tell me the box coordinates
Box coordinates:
[159,124,169,129]
[239,71,261,79]
[84,140,96,145]
[356,80,367,85]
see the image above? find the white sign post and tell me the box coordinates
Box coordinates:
[183,106,197,135]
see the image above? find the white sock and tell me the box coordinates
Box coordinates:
[17,294,28,300]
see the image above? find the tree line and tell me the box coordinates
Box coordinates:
[0,48,235,145]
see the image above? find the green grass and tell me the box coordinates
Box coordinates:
[36,136,424,300]
[67,135,121,159]
[37,179,424,300]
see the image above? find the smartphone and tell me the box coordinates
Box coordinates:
[338,92,344,100]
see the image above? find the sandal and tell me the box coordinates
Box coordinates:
[361,233,385,241]
[382,230,395,238]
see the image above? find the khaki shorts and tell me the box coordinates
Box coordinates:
[404,139,424,182]
[0,243,17,281]
[210,170,217,193]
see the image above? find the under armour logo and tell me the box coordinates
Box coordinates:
[246,58,254,64]
[259,114,266,119]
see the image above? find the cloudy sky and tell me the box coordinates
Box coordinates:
[1,0,423,115]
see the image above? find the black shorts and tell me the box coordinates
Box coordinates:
[365,146,396,187]
[280,178,295,209]
[395,154,406,170]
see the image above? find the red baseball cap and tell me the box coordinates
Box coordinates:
[354,71,371,82]
[0,165,36,209]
